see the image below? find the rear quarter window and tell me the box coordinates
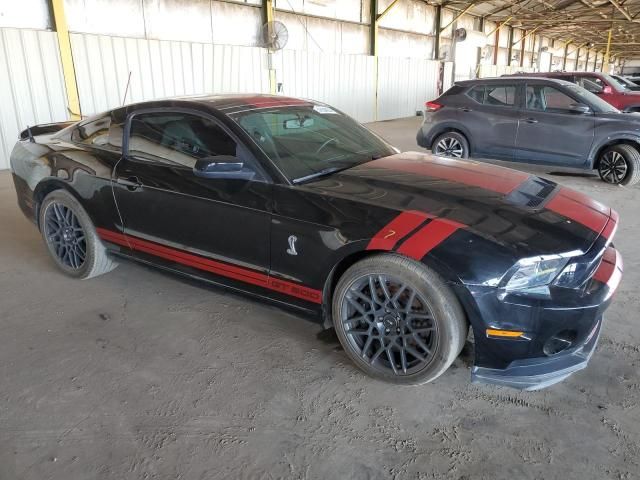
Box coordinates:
[442,85,466,96]
[466,84,516,107]
[71,115,121,151]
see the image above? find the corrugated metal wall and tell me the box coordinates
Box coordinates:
[70,33,271,117]
[377,56,440,121]
[275,49,377,123]
[0,28,69,170]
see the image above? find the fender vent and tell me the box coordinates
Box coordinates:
[504,176,558,209]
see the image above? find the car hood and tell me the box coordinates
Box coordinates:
[304,152,613,258]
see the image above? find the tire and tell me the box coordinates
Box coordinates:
[598,144,640,186]
[39,189,118,279]
[432,131,469,159]
[332,253,468,385]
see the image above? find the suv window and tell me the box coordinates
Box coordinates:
[467,84,516,107]
[525,85,577,112]
[127,112,239,168]
[71,115,118,149]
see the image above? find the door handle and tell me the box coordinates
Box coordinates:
[458,107,473,112]
[523,118,538,124]
[115,176,142,191]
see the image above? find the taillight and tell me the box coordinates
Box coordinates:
[425,101,443,112]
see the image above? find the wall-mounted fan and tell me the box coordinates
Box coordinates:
[261,21,289,51]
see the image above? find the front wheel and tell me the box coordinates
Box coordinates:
[332,254,468,385]
[432,131,469,159]
[598,144,640,186]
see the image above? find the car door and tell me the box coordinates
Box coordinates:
[459,83,520,160]
[111,108,273,289]
[515,84,595,166]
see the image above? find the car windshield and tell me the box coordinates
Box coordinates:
[566,85,620,113]
[229,105,396,183]
[613,75,637,89]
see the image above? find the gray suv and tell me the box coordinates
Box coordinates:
[417,77,640,186]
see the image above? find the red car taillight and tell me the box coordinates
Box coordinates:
[425,101,443,112]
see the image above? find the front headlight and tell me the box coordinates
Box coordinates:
[504,257,569,292]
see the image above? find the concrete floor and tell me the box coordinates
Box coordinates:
[1,116,639,480]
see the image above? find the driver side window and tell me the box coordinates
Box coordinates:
[128,112,238,169]
[526,85,577,113]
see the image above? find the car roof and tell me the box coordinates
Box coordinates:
[102,94,322,121]
[506,71,602,77]
[456,77,576,87]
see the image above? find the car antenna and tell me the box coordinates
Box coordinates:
[26,125,35,143]
[121,71,132,106]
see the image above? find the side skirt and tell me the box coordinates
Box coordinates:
[110,251,323,320]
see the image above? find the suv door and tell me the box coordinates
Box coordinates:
[110,109,273,289]
[460,83,520,159]
[516,83,595,166]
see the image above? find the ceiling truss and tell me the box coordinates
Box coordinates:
[430,0,640,60]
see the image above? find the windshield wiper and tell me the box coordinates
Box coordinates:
[292,166,352,184]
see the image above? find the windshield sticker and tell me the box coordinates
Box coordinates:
[313,105,338,114]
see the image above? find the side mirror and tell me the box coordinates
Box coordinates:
[193,155,244,178]
[602,85,613,95]
[568,103,591,114]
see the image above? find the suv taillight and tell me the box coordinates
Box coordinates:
[425,101,443,112]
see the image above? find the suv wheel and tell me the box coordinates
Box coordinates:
[598,144,640,186]
[432,132,469,159]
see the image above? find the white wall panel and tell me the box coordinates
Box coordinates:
[443,61,454,91]
[275,49,376,123]
[478,64,536,78]
[378,29,434,59]
[70,33,270,116]
[0,28,69,170]
[64,0,146,38]
[378,0,435,35]
[0,0,51,30]
[377,56,439,121]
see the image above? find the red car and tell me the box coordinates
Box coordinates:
[508,71,640,112]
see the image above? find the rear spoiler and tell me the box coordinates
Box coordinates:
[19,121,75,141]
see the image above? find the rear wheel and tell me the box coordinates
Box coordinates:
[597,144,640,186]
[39,190,117,279]
[432,131,469,159]
[332,254,467,385]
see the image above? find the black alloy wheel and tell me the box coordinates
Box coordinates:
[39,189,118,279]
[340,273,438,376]
[332,254,467,385]
[44,202,87,270]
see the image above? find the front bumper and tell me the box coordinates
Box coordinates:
[458,245,623,391]
[471,315,602,390]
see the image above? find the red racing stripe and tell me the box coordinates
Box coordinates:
[593,247,623,289]
[366,210,432,251]
[601,211,619,240]
[396,218,464,260]
[96,228,322,304]
[545,188,611,234]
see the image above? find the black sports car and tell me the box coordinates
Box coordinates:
[10,95,622,390]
